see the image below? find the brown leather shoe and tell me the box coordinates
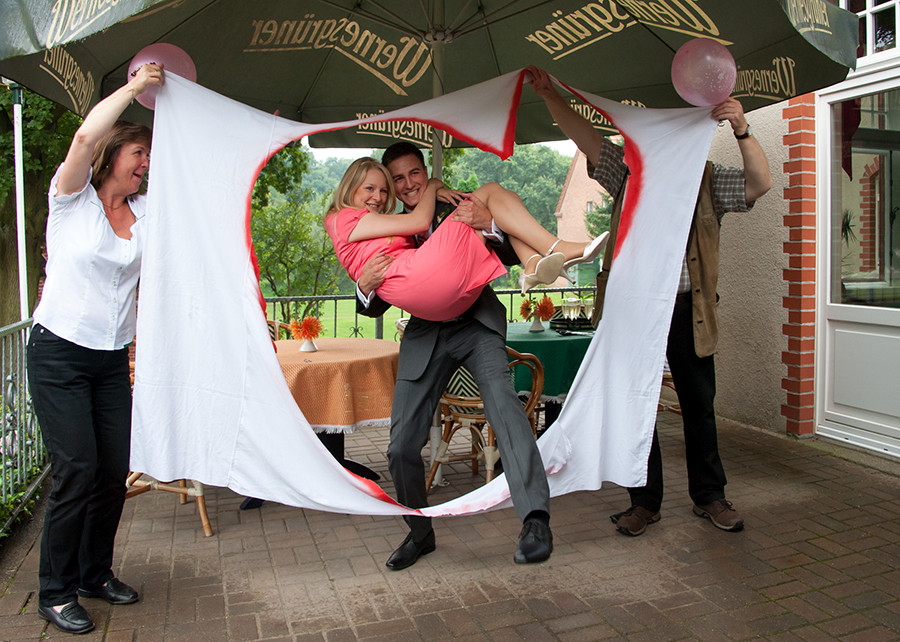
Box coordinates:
[609,505,660,536]
[693,498,744,532]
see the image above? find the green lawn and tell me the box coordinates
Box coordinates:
[266,298,407,341]
[265,288,593,341]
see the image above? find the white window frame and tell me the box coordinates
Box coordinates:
[843,0,900,67]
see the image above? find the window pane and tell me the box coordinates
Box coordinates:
[859,13,868,57]
[848,0,866,12]
[874,7,896,52]
[831,91,900,308]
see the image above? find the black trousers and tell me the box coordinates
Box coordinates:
[627,297,727,512]
[27,326,132,606]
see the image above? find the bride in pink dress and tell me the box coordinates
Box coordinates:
[326,157,606,321]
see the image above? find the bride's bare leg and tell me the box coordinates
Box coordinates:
[510,237,540,269]
[471,182,587,260]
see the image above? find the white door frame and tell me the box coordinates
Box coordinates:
[815,63,900,457]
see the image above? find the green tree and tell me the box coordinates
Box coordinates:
[445,144,570,232]
[428,146,464,185]
[0,86,81,326]
[584,189,614,238]
[253,140,312,208]
[251,189,343,321]
[302,155,357,198]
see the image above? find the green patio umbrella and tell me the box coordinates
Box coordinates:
[1,0,857,150]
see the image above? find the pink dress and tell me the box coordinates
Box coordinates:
[326,207,507,321]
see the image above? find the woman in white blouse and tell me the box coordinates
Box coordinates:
[26,62,163,635]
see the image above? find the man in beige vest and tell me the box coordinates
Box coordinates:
[528,66,772,536]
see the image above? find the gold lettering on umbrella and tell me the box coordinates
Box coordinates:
[565,98,646,135]
[246,15,432,96]
[733,57,797,101]
[39,46,95,115]
[784,0,833,36]
[350,112,456,148]
[525,0,730,61]
[46,0,120,49]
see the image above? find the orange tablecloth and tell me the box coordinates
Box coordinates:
[275,338,399,433]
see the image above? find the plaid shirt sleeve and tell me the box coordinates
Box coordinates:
[585,137,628,195]
[711,164,752,222]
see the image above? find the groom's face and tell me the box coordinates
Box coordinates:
[386,154,428,211]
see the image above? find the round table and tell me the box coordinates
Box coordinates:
[276,337,398,432]
[275,337,399,482]
[505,322,593,397]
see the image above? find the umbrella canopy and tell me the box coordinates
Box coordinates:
[0,0,857,148]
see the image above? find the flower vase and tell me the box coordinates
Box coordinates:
[299,339,318,352]
[529,316,545,333]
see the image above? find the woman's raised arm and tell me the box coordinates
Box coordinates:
[56,64,163,196]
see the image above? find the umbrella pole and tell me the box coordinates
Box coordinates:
[10,81,29,322]
[429,17,444,181]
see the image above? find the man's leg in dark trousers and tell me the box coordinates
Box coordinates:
[663,298,727,506]
[458,329,549,520]
[386,333,456,542]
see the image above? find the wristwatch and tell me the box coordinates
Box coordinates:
[734,124,752,140]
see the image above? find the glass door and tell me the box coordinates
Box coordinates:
[818,83,900,456]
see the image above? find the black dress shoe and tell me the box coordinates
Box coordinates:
[240,497,265,510]
[385,531,436,570]
[38,601,94,634]
[514,518,553,564]
[77,577,139,605]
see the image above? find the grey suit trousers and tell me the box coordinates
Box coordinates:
[386,316,550,541]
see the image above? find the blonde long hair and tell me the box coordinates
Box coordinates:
[329,157,396,215]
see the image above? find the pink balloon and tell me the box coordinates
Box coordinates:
[671,38,736,107]
[127,43,196,109]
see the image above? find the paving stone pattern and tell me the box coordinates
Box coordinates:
[2,411,900,640]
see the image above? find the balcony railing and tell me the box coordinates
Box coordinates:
[264,285,597,340]
[0,319,48,536]
[0,285,594,535]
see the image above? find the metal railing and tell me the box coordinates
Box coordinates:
[0,319,49,535]
[264,285,597,339]
[0,285,594,534]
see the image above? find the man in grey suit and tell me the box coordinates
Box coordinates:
[356,142,552,569]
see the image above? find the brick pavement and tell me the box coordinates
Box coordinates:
[1,411,900,640]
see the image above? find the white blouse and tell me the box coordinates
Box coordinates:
[32,166,145,351]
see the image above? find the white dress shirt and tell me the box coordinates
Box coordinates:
[33,166,145,350]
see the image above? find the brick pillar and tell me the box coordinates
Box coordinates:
[858,159,881,274]
[781,95,817,436]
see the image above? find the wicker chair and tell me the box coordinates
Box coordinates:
[267,319,292,341]
[126,360,214,536]
[425,347,544,489]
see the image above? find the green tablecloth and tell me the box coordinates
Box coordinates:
[506,322,593,397]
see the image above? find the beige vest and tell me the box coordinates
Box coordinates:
[686,162,720,358]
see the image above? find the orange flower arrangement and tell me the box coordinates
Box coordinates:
[519,298,533,321]
[535,295,555,321]
[299,316,322,341]
[289,316,322,341]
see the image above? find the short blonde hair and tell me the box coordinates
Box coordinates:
[329,157,395,214]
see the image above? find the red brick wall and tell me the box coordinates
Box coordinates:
[859,159,882,274]
[781,95,817,435]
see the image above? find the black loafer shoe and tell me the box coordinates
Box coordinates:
[77,577,139,605]
[38,601,94,634]
[514,518,553,564]
[385,531,436,570]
